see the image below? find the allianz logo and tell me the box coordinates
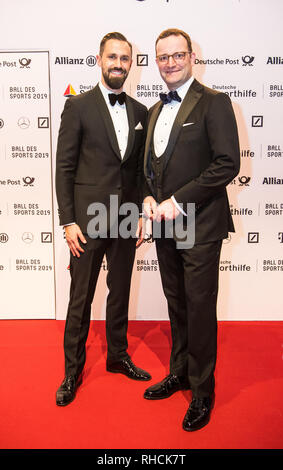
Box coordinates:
[55,56,96,66]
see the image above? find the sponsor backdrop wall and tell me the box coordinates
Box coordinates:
[1,0,282,320]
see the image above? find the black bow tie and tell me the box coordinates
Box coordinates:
[109,92,126,106]
[159,90,182,105]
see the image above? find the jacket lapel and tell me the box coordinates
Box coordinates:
[163,79,203,169]
[143,101,163,190]
[122,96,135,163]
[92,85,121,160]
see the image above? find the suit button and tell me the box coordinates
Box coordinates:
[116,185,121,189]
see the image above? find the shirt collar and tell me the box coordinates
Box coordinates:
[99,81,124,106]
[168,75,194,101]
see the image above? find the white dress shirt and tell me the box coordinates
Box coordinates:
[153,76,195,216]
[99,81,129,159]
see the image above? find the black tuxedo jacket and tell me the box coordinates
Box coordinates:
[143,79,240,243]
[56,84,147,234]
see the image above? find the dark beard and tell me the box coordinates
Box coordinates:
[103,68,128,90]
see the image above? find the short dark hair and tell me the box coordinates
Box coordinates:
[155,28,192,54]
[99,32,132,56]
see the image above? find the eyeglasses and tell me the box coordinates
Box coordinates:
[156,51,191,64]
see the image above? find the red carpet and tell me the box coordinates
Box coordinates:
[0,320,283,449]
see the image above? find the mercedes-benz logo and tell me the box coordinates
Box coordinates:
[18,117,30,129]
[22,232,34,243]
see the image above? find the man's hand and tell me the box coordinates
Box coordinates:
[143,196,158,220]
[64,224,87,257]
[135,217,144,248]
[156,198,180,222]
[136,216,153,248]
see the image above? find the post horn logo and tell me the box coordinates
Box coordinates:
[23,176,35,186]
[19,58,31,68]
[238,176,251,186]
[242,56,254,66]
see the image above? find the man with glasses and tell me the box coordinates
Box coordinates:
[55,32,150,407]
[142,29,240,431]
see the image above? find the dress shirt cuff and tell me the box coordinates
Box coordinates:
[171,196,187,216]
[63,222,76,227]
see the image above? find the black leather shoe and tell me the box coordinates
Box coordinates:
[182,396,213,431]
[56,374,82,406]
[106,358,151,381]
[144,374,190,400]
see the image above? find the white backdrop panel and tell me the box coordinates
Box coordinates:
[1,0,283,320]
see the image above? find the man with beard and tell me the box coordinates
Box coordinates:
[55,32,150,406]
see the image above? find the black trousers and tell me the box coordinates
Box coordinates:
[155,238,222,398]
[63,235,136,377]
